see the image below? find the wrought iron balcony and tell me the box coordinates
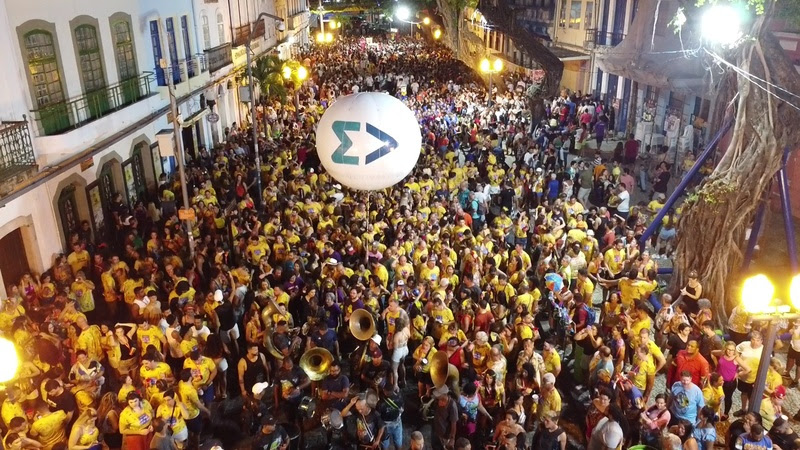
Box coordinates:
[0,120,36,179]
[30,72,155,136]
[585,28,625,47]
[205,43,233,73]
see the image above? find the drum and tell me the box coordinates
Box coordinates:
[298,396,316,420]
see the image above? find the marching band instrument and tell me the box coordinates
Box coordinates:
[430,351,460,394]
[321,408,344,430]
[298,396,317,420]
[261,302,284,360]
[349,309,376,341]
[299,348,333,382]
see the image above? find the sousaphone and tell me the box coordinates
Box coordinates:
[300,348,334,381]
[430,351,460,393]
[349,309,376,341]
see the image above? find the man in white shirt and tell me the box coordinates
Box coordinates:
[616,184,630,219]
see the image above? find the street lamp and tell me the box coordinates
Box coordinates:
[316,32,334,43]
[395,6,410,21]
[246,12,285,208]
[283,63,308,106]
[422,17,431,25]
[480,57,503,106]
[741,273,800,413]
[433,28,442,40]
[701,3,743,45]
[0,338,19,382]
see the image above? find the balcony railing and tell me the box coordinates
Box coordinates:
[30,72,155,136]
[205,43,233,72]
[585,28,625,47]
[0,120,36,179]
[233,24,251,46]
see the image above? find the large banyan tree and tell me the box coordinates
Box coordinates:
[598,0,800,320]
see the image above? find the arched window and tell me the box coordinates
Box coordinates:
[75,25,105,91]
[112,20,137,80]
[202,15,211,49]
[217,12,225,44]
[24,30,64,107]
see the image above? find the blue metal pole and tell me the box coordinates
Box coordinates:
[777,147,798,272]
[742,198,767,271]
[638,120,734,252]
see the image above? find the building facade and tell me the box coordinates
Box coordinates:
[0,0,309,296]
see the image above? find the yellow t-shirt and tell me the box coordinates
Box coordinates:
[178,381,201,420]
[431,307,455,324]
[184,356,216,388]
[76,325,104,362]
[544,351,561,375]
[604,248,626,275]
[140,362,173,395]
[118,384,136,404]
[157,402,187,435]
[703,385,724,411]
[137,327,165,353]
[631,356,655,391]
[31,410,68,450]
[540,389,562,418]
[1,400,24,427]
[67,250,90,274]
[119,401,154,433]
[472,343,492,371]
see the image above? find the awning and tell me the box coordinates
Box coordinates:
[182,109,209,127]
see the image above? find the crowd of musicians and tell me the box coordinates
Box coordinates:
[0,33,794,450]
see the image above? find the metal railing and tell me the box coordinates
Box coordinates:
[585,28,625,47]
[205,43,233,72]
[30,72,155,136]
[0,120,36,179]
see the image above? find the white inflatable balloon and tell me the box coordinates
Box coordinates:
[316,93,422,191]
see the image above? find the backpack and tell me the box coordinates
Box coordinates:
[583,303,598,327]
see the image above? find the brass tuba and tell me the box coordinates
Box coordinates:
[349,309,376,341]
[261,301,284,360]
[300,348,334,381]
[430,351,460,395]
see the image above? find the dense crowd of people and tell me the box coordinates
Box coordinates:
[0,34,792,450]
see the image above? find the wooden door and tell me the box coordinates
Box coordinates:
[0,229,30,288]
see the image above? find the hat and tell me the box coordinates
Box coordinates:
[586,230,595,237]
[327,258,338,265]
[370,334,382,345]
[252,382,270,396]
[773,385,787,399]
[656,193,666,200]
[543,372,556,385]
[214,289,224,302]
[261,414,277,426]
[396,280,405,287]
[433,386,449,399]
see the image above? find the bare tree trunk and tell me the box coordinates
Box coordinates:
[626,80,638,136]
[672,25,800,323]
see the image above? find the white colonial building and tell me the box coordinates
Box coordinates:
[0,0,309,296]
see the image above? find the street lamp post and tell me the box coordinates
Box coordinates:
[741,274,800,413]
[246,12,285,207]
[480,57,503,106]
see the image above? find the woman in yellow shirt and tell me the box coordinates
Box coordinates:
[68,408,101,450]
[119,392,154,450]
[413,337,437,398]
[156,390,190,448]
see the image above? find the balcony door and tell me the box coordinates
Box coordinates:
[24,30,68,135]
[150,20,166,86]
[58,185,80,244]
[165,18,181,84]
[75,25,109,119]
[181,16,194,78]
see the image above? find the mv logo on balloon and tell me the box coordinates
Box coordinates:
[330,120,398,166]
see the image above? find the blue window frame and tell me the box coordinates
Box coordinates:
[149,20,165,86]
[165,18,181,84]
[181,16,194,78]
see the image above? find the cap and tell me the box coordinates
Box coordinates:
[587,230,595,237]
[774,385,787,399]
[261,414,277,426]
[543,372,556,385]
[214,289,224,302]
[396,280,405,286]
[252,382,270,396]
[327,258,338,265]
[370,334,382,345]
